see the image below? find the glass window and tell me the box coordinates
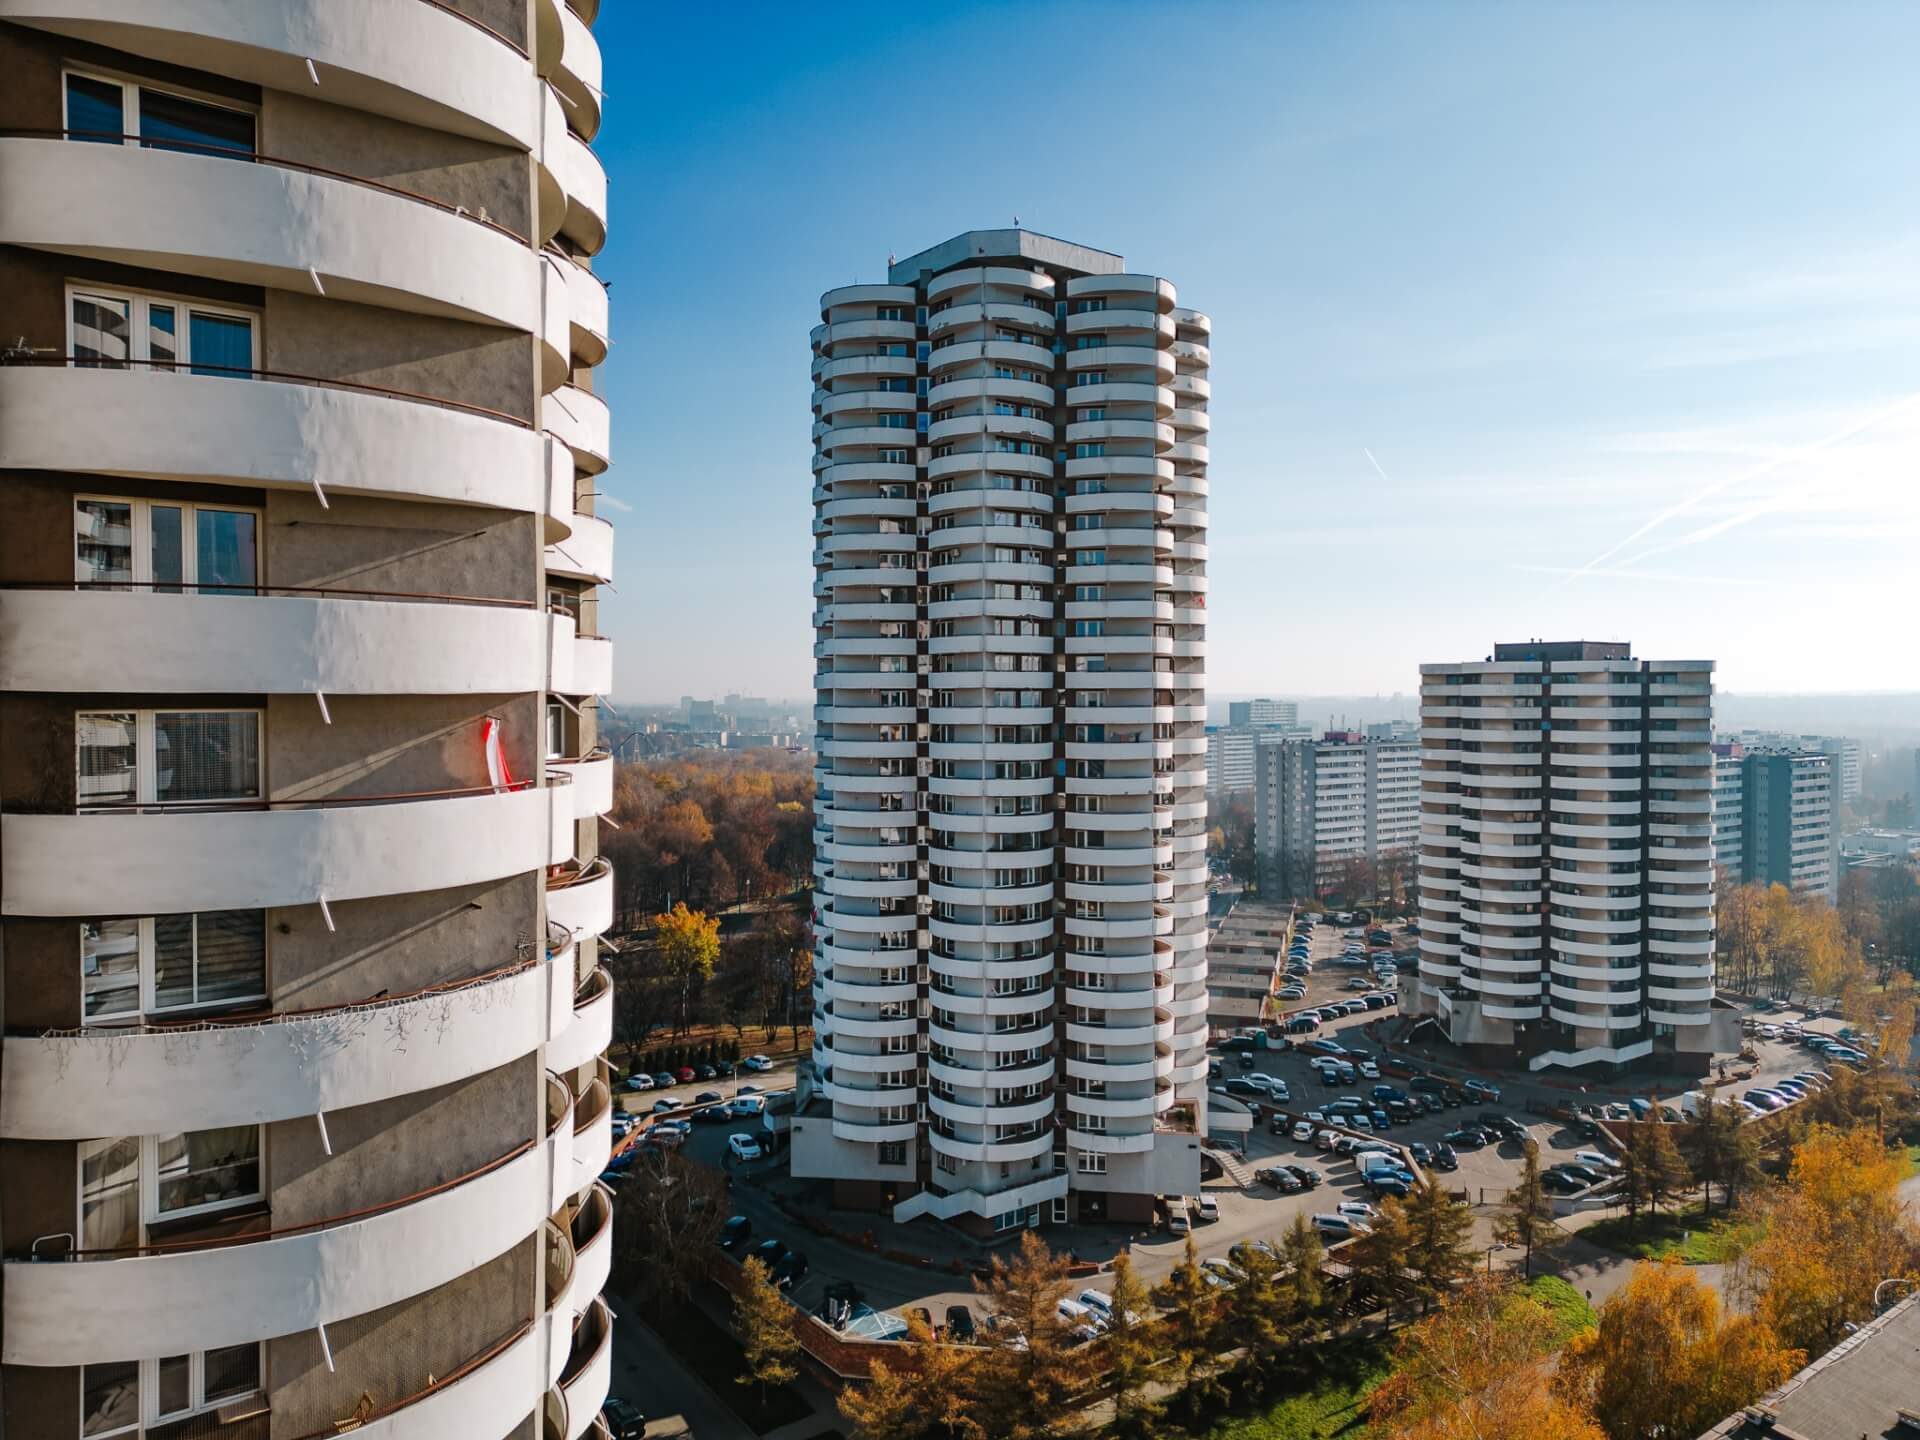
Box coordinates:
[75,499,134,585]
[80,1138,141,1250]
[77,711,139,807]
[155,1354,192,1418]
[71,292,131,368]
[154,1126,261,1217]
[138,87,255,156]
[195,509,257,592]
[81,1360,139,1438]
[150,504,184,593]
[81,919,143,1021]
[188,311,253,377]
[147,304,178,368]
[203,1343,261,1404]
[65,74,124,142]
[155,711,260,805]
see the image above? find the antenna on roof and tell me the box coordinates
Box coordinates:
[1013,214,1020,226]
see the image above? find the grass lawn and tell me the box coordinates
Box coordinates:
[1579,1203,1759,1264]
[1199,1337,1395,1440]
[1520,1275,1596,1342]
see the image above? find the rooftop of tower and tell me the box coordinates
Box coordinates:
[888,228,1127,285]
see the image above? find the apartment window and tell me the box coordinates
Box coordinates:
[875,306,905,321]
[68,286,257,377]
[65,69,256,155]
[883,1033,913,1054]
[545,701,566,761]
[73,495,259,593]
[877,1142,907,1165]
[77,710,261,808]
[81,911,266,1024]
[83,1344,262,1439]
[1076,1150,1107,1173]
[80,1126,263,1249]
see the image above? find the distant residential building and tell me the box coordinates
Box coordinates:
[1725,730,1861,804]
[1711,743,1746,878]
[1253,732,1421,897]
[1364,719,1418,740]
[1206,723,1307,796]
[1713,742,1837,897]
[1229,698,1299,727]
[1415,640,1734,1074]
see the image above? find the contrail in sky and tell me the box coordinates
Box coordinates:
[1556,385,1920,586]
[1363,448,1391,482]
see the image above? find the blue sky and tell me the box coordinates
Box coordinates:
[592,1,1920,704]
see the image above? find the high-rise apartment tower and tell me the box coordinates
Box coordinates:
[1415,642,1737,1072]
[0,5,618,1435]
[798,230,1212,1232]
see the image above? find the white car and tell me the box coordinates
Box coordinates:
[1077,1288,1114,1318]
[1195,1194,1221,1223]
[727,1133,762,1161]
[1358,1062,1381,1080]
[625,1073,655,1091]
[1315,1129,1338,1150]
[1308,1056,1341,1073]
[741,1055,775,1072]
[1278,986,1306,1000]
[1574,1149,1621,1171]
[1200,1257,1245,1285]
[1292,1120,1315,1142]
[1336,1200,1377,1220]
[1246,1073,1278,1094]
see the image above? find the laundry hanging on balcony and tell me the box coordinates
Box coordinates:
[482,716,517,791]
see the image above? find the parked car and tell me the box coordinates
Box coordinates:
[752,1238,789,1269]
[1278,985,1307,1000]
[651,1072,676,1089]
[600,1398,648,1440]
[741,1054,775,1072]
[1408,1142,1433,1165]
[625,1073,655,1091]
[695,1090,724,1106]
[696,1064,718,1081]
[1542,1172,1588,1196]
[675,1066,696,1082]
[1311,1213,1371,1238]
[730,1095,767,1118]
[1442,1127,1488,1150]
[1167,1200,1191,1234]
[1461,1079,1502,1102]
[729,1133,763,1161]
[1257,1166,1304,1193]
[1284,1163,1323,1189]
[770,1249,809,1289]
[1308,1038,1348,1057]
[719,1215,753,1251]
[1430,1142,1458,1171]
[1195,1193,1221,1223]
[946,1305,977,1342]
[1286,1015,1320,1033]
[1358,1061,1381,1080]
[1369,1175,1413,1198]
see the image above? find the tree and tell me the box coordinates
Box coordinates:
[1679,1092,1763,1216]
[1368,1274,1604,1440]
[1225,1238,1290,1389]
[1555,1259,1801,1440]
[1100,1253,1162,1440]
[733,1257,800,1405]
[1497,1141,1564,1278]
[1618,1121,1688,1233]
[1153,1234,1225,1408]
[1731,1123,1920,1354]
[653,901,720,1035]
[1276,1213,1328,1337]
[971,1231,1089,1440]
[1403,1180,1478,1311]
[1349,1195,1415,1326]
[610,1148,727,1310]
[837,1311,982,1440]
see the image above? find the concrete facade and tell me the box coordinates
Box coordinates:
[0,5,616,1437]
[1414,641,1737,1073]
[1252,733,1421,898]
[802,231,1212,1230]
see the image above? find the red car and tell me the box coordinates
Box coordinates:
[676,1066,696,1082]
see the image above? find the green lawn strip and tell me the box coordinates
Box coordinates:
[1519,1275,1596,1343]
[1199,1337,1395,1440]
[1578,1203,1754,1264]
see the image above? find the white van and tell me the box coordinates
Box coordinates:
[1167,1199,1191,1235]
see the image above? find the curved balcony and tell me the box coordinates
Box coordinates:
[549,966,613,1075]
[2,1140,548,1365]
[1,951,572,1140]
[0,0,542,148]
[0,586,553,695]
[553,2,603,138]
[1,135,537,328]
[550,751,614,819]
[558,1297,614,1440]
[548,510,614,584]
[550,250,609,367]
[549,857,614,940]
[928,1127,1053,1164]
[562,1183,614,1323]
[0,361,541,511]
[545,383,610,473]
[279,1319,545,1440]
[2,783,570,917]
[550,129,607,255]
[571,1076,613,1193]
[556,632,614,697]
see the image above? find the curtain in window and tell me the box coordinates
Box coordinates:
[188,312,252,378]
[81,1361,138,1438]
[154,712,259,804]
[139,89,255,156]
[195,909,267,1004]
[65,75,123,142]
